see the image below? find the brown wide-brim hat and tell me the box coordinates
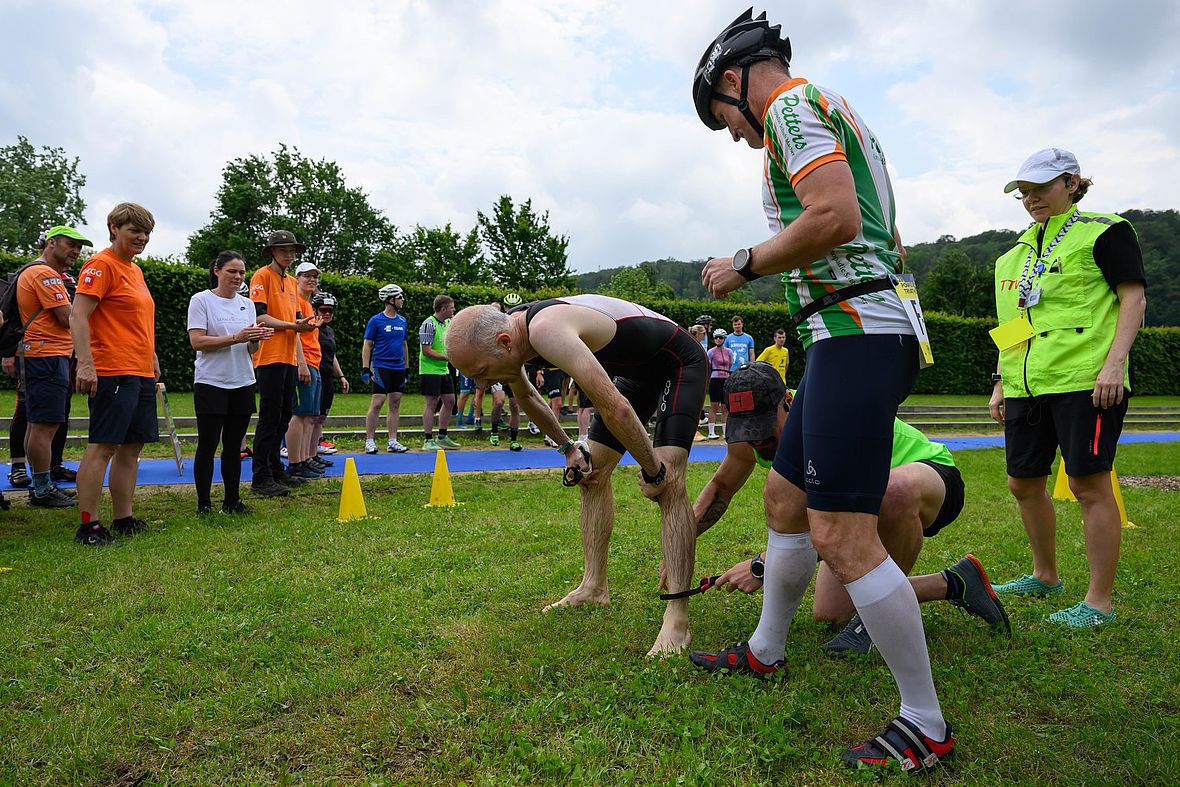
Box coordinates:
[262,229,307,256]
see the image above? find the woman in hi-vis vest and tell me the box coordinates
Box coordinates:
[987,148,1146,629]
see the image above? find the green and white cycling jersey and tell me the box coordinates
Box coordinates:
[762,77,915,348]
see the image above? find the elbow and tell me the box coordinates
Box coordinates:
[828,212,861,247]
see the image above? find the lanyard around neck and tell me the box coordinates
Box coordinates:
[1017,208,1078,313]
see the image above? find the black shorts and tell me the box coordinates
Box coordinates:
[772,334,919,514]
[319,369,336,416]
[420,373,454,397]
[194,382,257,416]
[88,375,159,445]
[587,330,707,454]
[918,460,965,538]
[541,368,566,399]
[1004,390,1128,478]
[575,385,593,409]
[19,355,70,424]
[372,366,407,395]
[708,377,728,404]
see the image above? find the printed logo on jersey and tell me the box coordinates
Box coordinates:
[777,93,807,151]
[40,277,63,286]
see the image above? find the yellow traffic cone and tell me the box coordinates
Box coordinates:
[424,449,461,507]
[1051,457,1134,528]
[337,457,368,522]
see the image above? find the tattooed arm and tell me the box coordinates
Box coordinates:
[692,442,757,537]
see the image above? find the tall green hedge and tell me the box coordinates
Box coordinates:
[1,250,1176,395]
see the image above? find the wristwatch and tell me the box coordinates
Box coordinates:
[731,247,760,281]
[991,373,1002,384]
[750,554,765,580]
[640,462,667,485]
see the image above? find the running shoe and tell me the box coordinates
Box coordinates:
[51,465,78,482]
[29,486,76,508]
[388,439,409,453]
[489,434,500,447]
[841,716,954,773]
[820,616,874,657]
[437,435,461,450]
[688,642,784,678]
[111,517,149,536]
[288,461,323,479]
[1048,601,1116,628]
[472,419,482,430]
[221,501,252,515]
[317,441,338,455]
[365,439,378,455]
[276,470,307,488]
[543,435,559,448]
[509,440,522,452]
[308,456,331,470]
[197,504,212,516]
[527,422,540,435]
[945,554,1011,634]
[75,522,120,547]
[251,480,290,498]
[8,466,30,488]
[241,446,253,459]
[992,574,1063,597]
[423,438,441,451]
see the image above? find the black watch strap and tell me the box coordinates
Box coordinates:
[640,462,666,485]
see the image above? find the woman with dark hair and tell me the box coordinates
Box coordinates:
[187,251,273,514]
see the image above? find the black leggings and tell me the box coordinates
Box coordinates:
[9,392,69,466]
[194,412,253,508]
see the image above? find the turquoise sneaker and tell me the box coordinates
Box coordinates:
[424,438,441,451]
[991,575,1063,597]
[437,435,461,450]
[1048,601,1115,628]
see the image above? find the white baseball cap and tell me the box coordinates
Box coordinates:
[1004,148,1081,194]
[294,261,320,276]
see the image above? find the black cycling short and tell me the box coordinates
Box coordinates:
[89,375,159,445]
[575,384,593,409]
[420,373,454,397]
[918,460,965,538]
[541,368,565,399]
[1004,390,1128,478]
[319,366,336,416]
[372,366,407,395]
[772,334,919,515]
[708,377,727,404]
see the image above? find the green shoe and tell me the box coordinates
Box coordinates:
[510,440,523,452]
[489,434,500,447]
[991,574,1064,597]
[437,436,461,450]
[423,438,440,451]
[1047,601,1115,628]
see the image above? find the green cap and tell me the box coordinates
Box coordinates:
[45,225,93,246]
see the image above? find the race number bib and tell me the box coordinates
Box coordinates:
[891,274,934,369]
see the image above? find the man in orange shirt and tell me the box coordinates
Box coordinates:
[71,203,161,546]
[249,231,318,497]
[17,225,90,508]
[285,261,325,479]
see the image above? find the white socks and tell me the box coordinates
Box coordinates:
[845,557,946,740]
[748,529,816,665]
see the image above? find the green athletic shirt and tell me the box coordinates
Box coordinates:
[754,418,953,470]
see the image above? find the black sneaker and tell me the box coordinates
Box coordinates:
[197,504,213,516]
[221,500,252,515]
[252,480,290,498]
[309,456,332,469]
[75,522,121,547]
[841,716,955,773]
[8,466,30,488]
[29,486,76,508]
[111,517,149,536]
[51,465,78,483]
[287,461,322,479]
[276,471,307,487]
[821,615,874,658]
[945,554,1012,635]
[687,641,785,678]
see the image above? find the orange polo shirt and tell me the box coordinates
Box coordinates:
[249,265,299,366]
[16,263,73,357]
[296,294,321,368]
[76,248,155,377]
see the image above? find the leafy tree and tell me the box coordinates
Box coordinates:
[600,264,675,302]
[477,196,573,289]
[921,249,995,318]
[0,136,86,254]
[375,223,484,288]
[187,145,398,272]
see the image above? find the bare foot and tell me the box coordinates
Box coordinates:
[646,621,691,656]
[542,585,609,613]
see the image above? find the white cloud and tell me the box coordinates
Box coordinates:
[1,0,1177,272]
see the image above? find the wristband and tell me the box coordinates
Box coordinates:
[556,439,574,454]
[640,462,666,485]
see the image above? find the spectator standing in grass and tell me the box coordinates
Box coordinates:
[694,314,715,352]
[285,262,326,479]
[419,294,459,450]
[723,315,755,370]
[362,284,410,454]
[71,202,161,546]
[755,327,790,382]
[16,225,90,508]
[188,251,272,515]
[309,291,348,462]
[706,328,732,439]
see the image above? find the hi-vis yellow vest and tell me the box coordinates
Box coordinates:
[994,210,1132,398]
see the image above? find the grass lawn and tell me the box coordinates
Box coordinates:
[1,443,1178,784]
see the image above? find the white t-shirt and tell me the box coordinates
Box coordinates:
[187,289,257,388]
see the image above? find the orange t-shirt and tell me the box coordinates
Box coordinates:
[76,248,155,377]
[296,295,322,368]
[16,263,72,357]
[250,265,298,366]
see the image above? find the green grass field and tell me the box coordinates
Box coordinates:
[1,442,1178,785]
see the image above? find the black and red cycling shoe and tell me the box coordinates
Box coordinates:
[687,641,784,679]
[841,716,954,773]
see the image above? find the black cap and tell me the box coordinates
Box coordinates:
[262,229,307,256]
[723,362,785,444]
[695,313,715,325]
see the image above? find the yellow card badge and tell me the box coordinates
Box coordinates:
[989,317,1035,352]
[891,274,934,368]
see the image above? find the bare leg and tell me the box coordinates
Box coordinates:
[1008,475,1059,585]
[108,443,144,520]
[437,394,454,430]
[286,417,305,464]
[648,446,696,656]
[422,395,438,435]
[24,422,58,475]
[472,387,485,420]
[307,415,325,459]
[543,441,621,612]
[1069,471,1121,613]
[387,392,402,441]
[77,443,117,521]
[365,393,386,441]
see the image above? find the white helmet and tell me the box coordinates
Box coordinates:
[712,328,728,338]
[378,284,405,304]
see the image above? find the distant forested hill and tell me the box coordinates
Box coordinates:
[577,209,1178,325]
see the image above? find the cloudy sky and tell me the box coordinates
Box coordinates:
[2,0,1178,271]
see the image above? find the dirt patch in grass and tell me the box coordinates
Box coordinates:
[1120,475,1180,491]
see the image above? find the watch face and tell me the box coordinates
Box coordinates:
[750,557,765,579]
[732,248,751,272]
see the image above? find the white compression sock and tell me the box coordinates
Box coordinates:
[748,530,816,665]
[845,557,946,740]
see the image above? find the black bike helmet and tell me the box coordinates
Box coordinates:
[311,291,338,311]
[692,8,791,137]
